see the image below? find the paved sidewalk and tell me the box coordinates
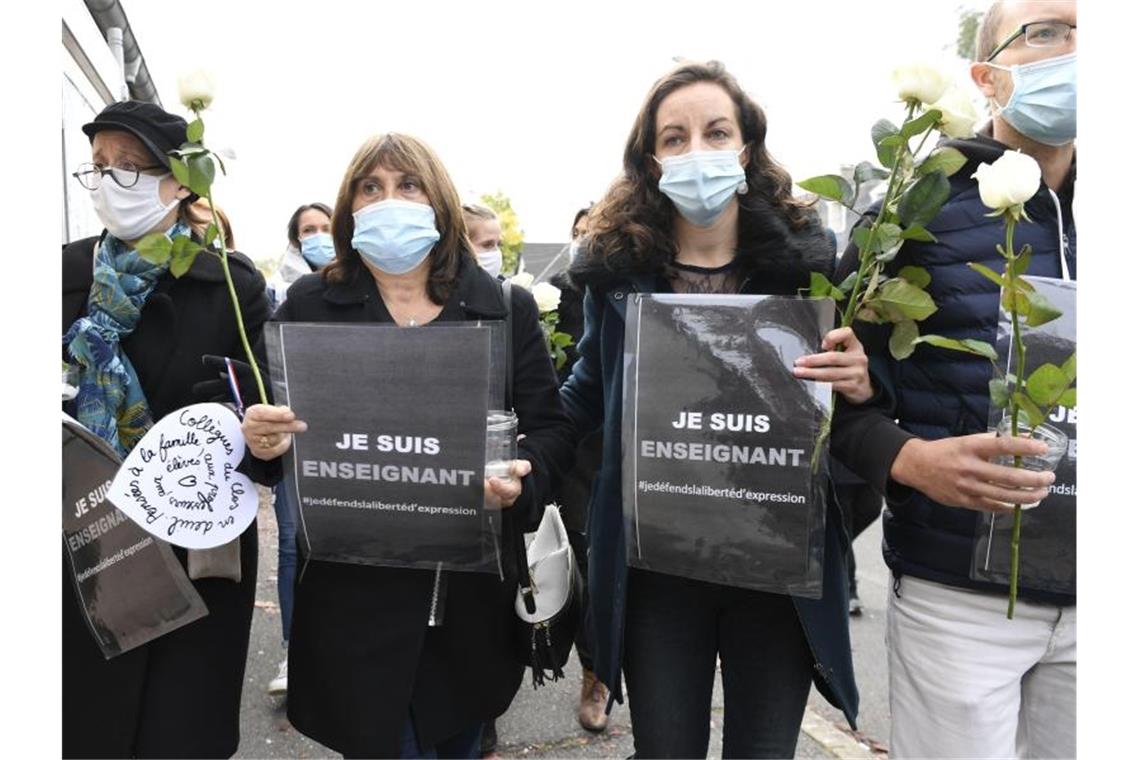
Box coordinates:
[236,489,891,758]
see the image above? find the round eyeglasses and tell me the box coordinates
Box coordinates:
[71,161,166,191]
[986,21,1076,63]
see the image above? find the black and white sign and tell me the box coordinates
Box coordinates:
[973,277,1076,595]
[266,322,498,572]
[63,414,207,658]
[621,294,832,598]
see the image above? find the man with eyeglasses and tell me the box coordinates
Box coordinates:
[835,1,1076,757]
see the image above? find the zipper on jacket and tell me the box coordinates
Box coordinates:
[427,562,445,627]
[1047,188,1072,282]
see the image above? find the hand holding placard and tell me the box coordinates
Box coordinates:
[109,403,258,549]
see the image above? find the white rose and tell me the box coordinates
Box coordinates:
[178,69,216,111]
[972,150,1041,211]
[930,87,978,139]
[509,271,535,290]
[531,282,562,313]
[891,63,951,105]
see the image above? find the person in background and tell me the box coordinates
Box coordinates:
[265,201,335,698]
[463,203,504,278]
[547,204,609,732]
[62,99,269,758]
[239,132,575,758]
[265,202,335,308]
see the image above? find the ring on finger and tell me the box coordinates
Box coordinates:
[259,434,271,449]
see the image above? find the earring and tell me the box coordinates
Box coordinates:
[736,180,748,195]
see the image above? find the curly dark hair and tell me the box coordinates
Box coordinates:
[585,60,817,279]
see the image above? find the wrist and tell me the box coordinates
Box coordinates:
[889,437,925,488]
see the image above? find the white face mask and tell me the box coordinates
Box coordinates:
[477,247,503,278]
[90,171,180,242]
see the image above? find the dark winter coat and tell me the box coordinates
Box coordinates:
[274,255,576,757]
[559,204,890,729]
[62,234,269,758]
[837,129,1077,606]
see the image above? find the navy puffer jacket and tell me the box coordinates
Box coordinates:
[839,129,1076,606]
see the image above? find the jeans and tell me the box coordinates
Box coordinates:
[887,575,1076,759]
[273,483,299,644]
[623,569,814,759]
[399,712,483,759]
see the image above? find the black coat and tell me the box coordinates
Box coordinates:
[274,256,576,757]
[61,234,270,758]
[558,206,891,729]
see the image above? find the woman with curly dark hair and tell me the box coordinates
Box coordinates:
[560,60,882,757]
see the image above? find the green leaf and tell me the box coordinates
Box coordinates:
[852,225,875,253]
[169,236,203,278]
[1012,247,1032,276]
[1058,388,1076,408]
[797,175,853,206]
[1025,291,1063,327]
[900,109,942,141]
[836,270,859,295]
[914,334,999,361]
[1026,364,1069,407]
[204,223,220,249]
[551,332,575,348]
[1060,352,1076,383]
[901,224,937,243]
[917,147,968,178]
[898,171,952,229]
[878,223,902,252]
[872,119,900,167]
[1011,393,1046,429]
[136,233,173,264]
[967,262,1006,289]
[855,306,884,324]
[989,377,1011,409]
[186,118,204,144]
[875,278,938,321]
[169,157,191,187]
[853,161,888,184]
[186,154,216,197]
[808,271,835,298]
[897,265,931,289]
[212,151,227,176]
[889,319,919,360]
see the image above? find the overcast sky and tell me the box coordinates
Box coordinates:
[121,0,988,268]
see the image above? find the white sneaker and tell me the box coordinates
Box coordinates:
[267,658,288,696]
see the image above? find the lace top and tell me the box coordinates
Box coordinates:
[664,259,742,295]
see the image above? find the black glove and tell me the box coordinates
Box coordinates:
[192,355,265,409]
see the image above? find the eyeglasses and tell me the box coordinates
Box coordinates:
[72,161,166,191]
[986,20,1076,62]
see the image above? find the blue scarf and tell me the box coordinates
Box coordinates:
[64,221,188,455]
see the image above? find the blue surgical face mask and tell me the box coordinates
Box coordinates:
[300,232,335,268]
[654,146,748,227]
[351,199,440,275]
[988,52,1076,146]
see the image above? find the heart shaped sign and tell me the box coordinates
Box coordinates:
[108,403,257,549]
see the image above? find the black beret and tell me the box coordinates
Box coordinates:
[82,100,188,167]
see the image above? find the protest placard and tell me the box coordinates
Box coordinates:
[973,277,1076,595]
[266,322,500,572]
[622,294,832,597]
[63,414,207,658]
